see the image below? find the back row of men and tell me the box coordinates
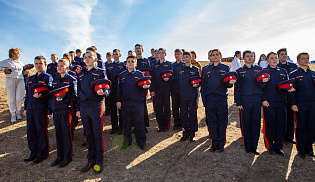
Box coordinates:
[23,44,315,174]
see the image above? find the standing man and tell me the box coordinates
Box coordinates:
[277,48,298,144]
[231,51,241,71]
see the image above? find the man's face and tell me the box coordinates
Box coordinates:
[158,50,166,59]
[154,51,159,59]
[174,52,182,60]
[106,55,112,62]
[183,55,191,63]
[297,54,309,67]
[211,51,221,62]
[278,51,288,62]
[57,61,68,74]
[244,53,253,64]
[126,58,137,70]
[84,52,96,66]
[51,55,58,62]
[135,46,143,55]
[113,51,120,61]
[266,54,278,67]
[69,52,75,61]
[191,54,196,61]
[76,52,81,57]
[34,59,46,72]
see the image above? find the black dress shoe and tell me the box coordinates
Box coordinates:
[80,162,95,172]
[245,148,252,153]
[269,150,276,155]
[94,163,103,174]
[121,143,130,150]
[157,128,163,132]
[276,150,285,156]
[297,152,306,159]
[172,125,179,130]
[180,135,189,141]
[110,129,118,134]
[163,128,169,132]
[145,128,148,133]
[81,141,86,147]
[139,144,146,150]
[117,129,123,135]
[253,149,260,155]
[24,156,36,162]
[285,139,296,144]
[209,145,217,152]
[33,158,44,164]
[50,157,63,167]
[104,110,110,116]
[190,136,196,142]
[307,152,315,157]
[59,157,72,168]
[179,127,183,131]
[217,145,224,152]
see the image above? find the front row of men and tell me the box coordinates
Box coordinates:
[22,47,315,175]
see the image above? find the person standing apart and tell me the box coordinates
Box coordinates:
[0,47,28,123]
[231,51,241,71]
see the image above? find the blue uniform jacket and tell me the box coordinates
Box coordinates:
[72,57,86,68]
[201,62,232,106]
[170,60,184,91]
[49,73,77,114]
[106,61,126,87]
[289,67,315,106]
[263,65,288,107]
[46,62,57,77]
[150,60,172,92]
[96,60,103,69]
[116,69,147,102]
[136,58,151,70]
[234,64,266,106]
[77,66,107,110]
[177,64,200,100]
[278,61,298,74]
[24,71,52,113]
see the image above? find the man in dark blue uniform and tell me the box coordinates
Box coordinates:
[201,49,235,152]
[48,58,77,167]
[77,51,108,174]
[116,55,148,150]
[150,48,173,132]
[106,49,126,135]
[277,48,298,144]
[262,52,294,156]
[46,54,58,77]
[234,50,268,155]
[135,44,150,131]
[177,52,200,141]
[289,52,315,158]
[170,49,185,130]
[23,56,52,164]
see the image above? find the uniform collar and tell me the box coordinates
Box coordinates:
[267,65,280,71]
[209,62,222,69]
[113,60,121,64]
[243,64,254,69]
[57,72,69,79]
[298,67,311,72]
[158,59,167,64]
[127,69,137,74]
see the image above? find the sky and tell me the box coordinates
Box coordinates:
[0,0,315,64]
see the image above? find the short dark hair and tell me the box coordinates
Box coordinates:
[151,48,155,51]
[174,49,183,54]
[266,52,277,60]
[76,49,82,53]
[34,55,46,64]
[297,52,309,61]
[235,51,241,56]
[243,50,253,58]
[211,49,222,55]
[158,48,166,53]
[69,51,75,54]
[113,49,120,54]
[86,47,96,52]
[277,48,287,56]
[106,52,112,56]
[127,55,136,60]
[183,52,191,57]
[135,44,143,49]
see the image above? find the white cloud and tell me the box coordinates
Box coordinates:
[157,0,315,62]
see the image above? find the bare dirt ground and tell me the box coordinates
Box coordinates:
[0,62,314,182]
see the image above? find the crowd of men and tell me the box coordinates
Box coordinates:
[6,44,315,174]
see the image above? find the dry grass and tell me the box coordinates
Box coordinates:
[0,63,315,181]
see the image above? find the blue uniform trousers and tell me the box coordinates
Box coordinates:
[206,98,228,147]
[171,89,181,127]
[121,101,146,146]
[27,110,49,159]
[262,106,287,151]
[285,106,295,141]
[294,104,315,153]
[144,91,149,127]
[53,112,72,159]
[109,87,122,131]
[71,103,78,138]
[81,105,104,164]
[239,96,262,150]
[180,99,198,138]
[155,86,171,129]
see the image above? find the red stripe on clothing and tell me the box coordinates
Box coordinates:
[45,112,50,158]
[239,109,245,147]
[262,107,270,151]
[294,111,298,150]
[100,104,104,163]
[69,111,73,157]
